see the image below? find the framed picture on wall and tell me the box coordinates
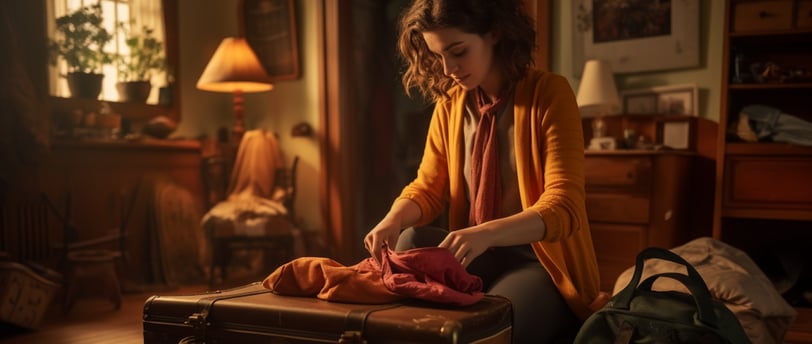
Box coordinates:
[572,0,699,75]
[240,0,301,81]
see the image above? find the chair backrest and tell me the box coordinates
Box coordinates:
[203,152,298,220]
[201,155,230,210]
[275,155,299,223]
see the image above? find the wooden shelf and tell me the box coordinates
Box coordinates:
[730,27,812,38]
[724,142,812,155]
[728,83,812,90]
[52,138,200,151]
[721,208,812,221]
[717,2,812,340]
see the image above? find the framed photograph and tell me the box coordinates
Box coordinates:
[621,84,699,116]
[240,0,301,81]
[624,93,658,114]
[572,0,699,75]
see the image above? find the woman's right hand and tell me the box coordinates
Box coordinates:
[364,199,422,262]
[364,217,401,263]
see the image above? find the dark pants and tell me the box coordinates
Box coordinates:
[396,226,580,344]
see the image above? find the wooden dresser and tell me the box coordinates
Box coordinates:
[581,114,717,292]
[37,139,204,287]
[585,150,711,292]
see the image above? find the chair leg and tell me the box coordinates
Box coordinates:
[63,272,78,314]
[210,239,230,287]
[210,241,220,288]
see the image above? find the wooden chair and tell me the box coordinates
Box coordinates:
[205,156,300,287]
[47,191,133,312]
[201,154,231,211]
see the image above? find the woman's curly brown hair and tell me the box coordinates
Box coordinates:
[397,0,536,101]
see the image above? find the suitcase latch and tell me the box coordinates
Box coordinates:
[339,331,366,344]
[185,312,209,338]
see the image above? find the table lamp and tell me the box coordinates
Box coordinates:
[576,59,621,150]
[197,37,273,141]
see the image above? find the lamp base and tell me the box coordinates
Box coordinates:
[232,90,245,141]
[591,115,607,138]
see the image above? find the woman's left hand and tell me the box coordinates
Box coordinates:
[438,226,493,268]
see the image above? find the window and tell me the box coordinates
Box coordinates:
[48,0,165,103]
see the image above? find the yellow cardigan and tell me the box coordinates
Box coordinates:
[397,69,601,320]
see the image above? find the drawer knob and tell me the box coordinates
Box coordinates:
[758,10,774,19]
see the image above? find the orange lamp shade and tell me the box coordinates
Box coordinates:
[196,37,273,93]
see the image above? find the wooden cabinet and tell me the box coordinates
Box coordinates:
[716,1,812,341]
[37,139,204,287]
[585,151,702,292]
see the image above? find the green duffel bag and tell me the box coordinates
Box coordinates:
[575,247,751,344]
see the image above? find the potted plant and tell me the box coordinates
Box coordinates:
[48,3,113,99]
[115,21,166,103]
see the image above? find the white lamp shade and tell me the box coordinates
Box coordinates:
[197,37,273,93]
[576,59,621,118]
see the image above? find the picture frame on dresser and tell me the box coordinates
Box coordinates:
[657,116,692,150]
[621,84,699,116]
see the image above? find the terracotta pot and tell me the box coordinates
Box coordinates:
[116,81,152,103]
[66,72,104,99]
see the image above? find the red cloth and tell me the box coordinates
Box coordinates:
[263,246,483,306]
[468,87,509,226]
[381,245,484,306]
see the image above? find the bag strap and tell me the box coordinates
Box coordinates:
[638,272,719,327]
[612,247,719,327]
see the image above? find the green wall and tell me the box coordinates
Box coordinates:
[174,0,321,233]
[554,1,724,121]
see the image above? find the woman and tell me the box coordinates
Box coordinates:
[364,0,603,342]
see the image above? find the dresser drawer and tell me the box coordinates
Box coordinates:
[724,157,812,209]
[586,194,650,224]
[584,156,652,191]
[733,0,793,32]
[585,155,652,224]
[799,0,812,28]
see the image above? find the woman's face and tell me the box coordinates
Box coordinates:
[422,27,498,93]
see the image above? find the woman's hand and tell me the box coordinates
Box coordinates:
[439,211,547,267]
[438,226,494,268]
[364,199,423,262]
[364,217,401,263]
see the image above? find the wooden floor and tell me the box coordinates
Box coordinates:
[0,279,256,344]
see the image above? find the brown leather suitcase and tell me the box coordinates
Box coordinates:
[143,282,512,343]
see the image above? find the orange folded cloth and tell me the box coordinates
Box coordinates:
[262,256,404,304]
[264,245,485,306]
